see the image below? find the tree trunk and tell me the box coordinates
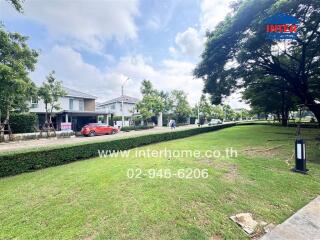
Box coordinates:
[276,112,280,122]
[5,108,13,141]
[0,123,4,142]
[49,114,56,136]
[281,112,288,126]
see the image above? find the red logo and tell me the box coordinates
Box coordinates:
[266,24,297,33]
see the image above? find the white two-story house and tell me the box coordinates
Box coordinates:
[96,95,140,117]
[30,87,108,131]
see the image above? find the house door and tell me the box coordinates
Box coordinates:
[71,117,77,131]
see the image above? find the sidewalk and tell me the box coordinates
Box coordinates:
[0,125,198,154]
[260,196,320,240]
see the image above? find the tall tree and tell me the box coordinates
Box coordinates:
[136,80,164,123]
[169,90,192,123]
[243,76,297,125]
[38,71,66,133]
[199,94,213,120]
[222,104,236,121]
[5,0,24,12]
[0,28,38,140]
[212,105,224,120]
[194,0,320,123]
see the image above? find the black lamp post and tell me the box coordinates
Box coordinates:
[292,106,308,174]
[293,138,308,174]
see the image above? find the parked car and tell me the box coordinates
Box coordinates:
[208,119,222,126]
[81,123,119,137]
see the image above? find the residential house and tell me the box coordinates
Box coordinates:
[30,87,108,131]
[96,95,140,119]
[96,95,140,126]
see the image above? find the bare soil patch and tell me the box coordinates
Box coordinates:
[242,145,283,158]
[209,235,223,240]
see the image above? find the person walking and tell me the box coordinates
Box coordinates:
[172,120,176,130]
[169,119,174,130]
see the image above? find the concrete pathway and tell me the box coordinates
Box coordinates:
[0,125,200,154]
[260,196,320,240]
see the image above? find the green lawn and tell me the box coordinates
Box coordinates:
[0,125,319,240]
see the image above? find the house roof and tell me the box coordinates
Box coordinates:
[97,95,140,106]
[64,87,97,99]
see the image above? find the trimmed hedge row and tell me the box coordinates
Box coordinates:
[121,125,154,132]
[237,121,320,128]
[0,123,235,177]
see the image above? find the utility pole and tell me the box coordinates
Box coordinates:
[197,101,200,125]
[121,77,129,128]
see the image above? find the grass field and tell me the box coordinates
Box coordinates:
[0,125,319,239]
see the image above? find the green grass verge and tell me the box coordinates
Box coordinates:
[0,125,319,239]
[0,124,235,177]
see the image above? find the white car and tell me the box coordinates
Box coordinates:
[208,119,222,126]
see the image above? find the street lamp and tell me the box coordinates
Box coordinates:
[197,101,200,126]
[121,77,129,128]
[292,105,308,174]
[293,138,308,174]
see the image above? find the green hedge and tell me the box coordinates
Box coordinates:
[9,113,38,133]
[121,125,154,131]
[237,121,319,128]
[0,123,235,177]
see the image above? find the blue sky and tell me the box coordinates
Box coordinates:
[0,0,247,108]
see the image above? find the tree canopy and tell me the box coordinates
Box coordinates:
[169,90,192,123]
[136,80,165,121]
[0,27,38,137]
[5,0,24,12]
[38,71,66,128]
[194,0,320,123]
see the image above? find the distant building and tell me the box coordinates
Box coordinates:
[29,87,108,131]
[96,95,140,117]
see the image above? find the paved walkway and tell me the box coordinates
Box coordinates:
[260,196,320,240]
[0,125,199,153]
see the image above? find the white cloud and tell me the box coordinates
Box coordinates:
[111,56,203,105]
[145,17,161,31]
[30,45,119,99]
[225,91,250,110]
[200,0,233,32]
[31,46,203,105]
[174,27,204,58]
[1,0,139,52]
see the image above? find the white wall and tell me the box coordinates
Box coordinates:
[29,97,85,112]
[97,102,137,116]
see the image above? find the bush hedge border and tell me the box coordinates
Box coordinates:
[0,123,235,177]
[237,121,319,128]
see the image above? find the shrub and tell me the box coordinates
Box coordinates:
[10,113,38,134]
[0,123,235,177]
[237,121,319,128]
[121,125,154,132]
[112,116,130,121]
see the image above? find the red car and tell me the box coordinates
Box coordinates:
[81,123,119,137]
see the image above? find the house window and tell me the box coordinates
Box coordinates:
[69,99,74,110]
[110,104,115,110]
[79,100,84,111]
[30,98,38,108]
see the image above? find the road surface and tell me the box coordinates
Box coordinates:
[0,125,199,154]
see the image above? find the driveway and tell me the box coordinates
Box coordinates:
[0,125,199,154]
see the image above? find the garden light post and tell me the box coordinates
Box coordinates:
[292,105,308,174]
[293,138,308,174]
